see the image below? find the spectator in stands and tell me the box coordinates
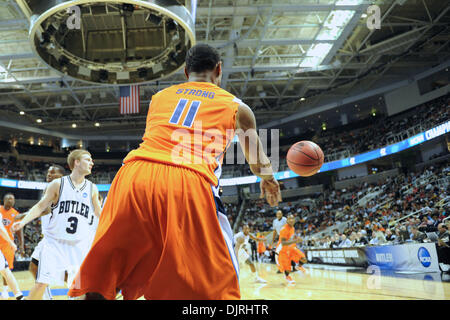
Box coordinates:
[410,226,426,243]
[436,223,450,273]
[339,234,353,248]
[355,231,369,246]
[385,228,396,242]
[437,223,449,246]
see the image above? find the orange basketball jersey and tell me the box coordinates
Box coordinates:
[279,224,296,249]
[0,205,18,244]
[123,82,240,186]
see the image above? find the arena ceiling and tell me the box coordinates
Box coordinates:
[0,0,449,143]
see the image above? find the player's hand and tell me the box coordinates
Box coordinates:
[11,221,25,232]
[260,176,282,207]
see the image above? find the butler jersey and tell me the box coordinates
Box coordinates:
[123,82,240,186]
[234,232,250,252]
[46,176,95,241]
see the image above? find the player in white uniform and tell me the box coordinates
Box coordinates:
[12,149,101,300]
[234,224,267,283]
[15,164,66,300]
[271,210,287,271]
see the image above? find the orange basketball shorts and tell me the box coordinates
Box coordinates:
[278,246,305,273]
[0,243,15,270]
[257,243,266,254]
[68,160,240,300]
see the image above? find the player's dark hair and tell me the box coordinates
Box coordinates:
[185,44,221,74]
[50,164,66,175]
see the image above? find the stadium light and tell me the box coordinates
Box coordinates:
[300,43,333,68]
[335,0,364,5]
[95,122,100,127]
[317,10,355,41]
[72,123,77,128]
[19,111,25,115]
[36,119,42,123]
[372,108,377,117]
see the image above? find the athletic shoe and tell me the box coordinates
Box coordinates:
[285,275,295,284]
[254,276,267,283]
[295,266,307,273]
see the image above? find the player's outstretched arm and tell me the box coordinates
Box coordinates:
[271,229,277,246]
[249,233,267,242]
[91,184,102,218]
[281,237,302,246]
[0,214,17,251]
[11,179,60,232]
[236,102,282,207]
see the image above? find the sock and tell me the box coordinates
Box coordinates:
[1,287,9,298]
[43,286,53,300]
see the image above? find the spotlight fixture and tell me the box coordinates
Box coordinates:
[146,13,162,25]
[98,69,108,82]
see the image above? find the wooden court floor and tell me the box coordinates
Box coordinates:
[3,262,450,300]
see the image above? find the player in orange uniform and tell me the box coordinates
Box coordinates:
[68,44,282,300]
[0,194,24,300]
[278,214,307,284]
[256,232,267,263]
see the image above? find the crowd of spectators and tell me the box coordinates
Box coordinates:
[1,95,448,182]
[315,94,449,160]
[0,155,27,180]
[234,161,449,249]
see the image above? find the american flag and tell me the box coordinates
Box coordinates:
[120,85,140,115]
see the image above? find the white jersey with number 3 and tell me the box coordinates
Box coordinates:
[234,231,250,252]
[46,176,95,242]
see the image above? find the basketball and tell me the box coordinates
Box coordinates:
[286,141,324,177]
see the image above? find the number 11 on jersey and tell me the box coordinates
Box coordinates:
[169,98,201,128]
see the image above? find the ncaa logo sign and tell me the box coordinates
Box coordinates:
[417,247,431,267]
[82,192,88,199]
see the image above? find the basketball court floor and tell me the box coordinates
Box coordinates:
[4,262,450,300]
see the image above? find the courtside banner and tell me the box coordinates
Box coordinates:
[305,247,368,267]
[365,243,440,273]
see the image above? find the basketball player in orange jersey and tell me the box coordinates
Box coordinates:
[0,193,24,299]
[68,43,282,300]
[256,232,267,263]
[0,194,24,300]
[278,214,307,284]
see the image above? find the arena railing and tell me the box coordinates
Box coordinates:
[391,208,426,227]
